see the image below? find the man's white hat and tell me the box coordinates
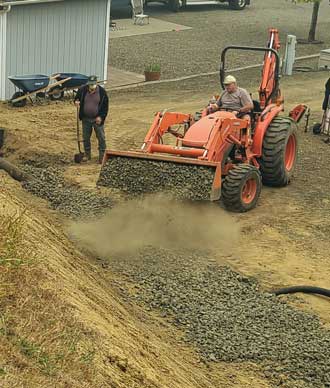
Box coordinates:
[224,75,237,84]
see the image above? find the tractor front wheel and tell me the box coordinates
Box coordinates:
[222,164,261,212]
[260,117,298,187]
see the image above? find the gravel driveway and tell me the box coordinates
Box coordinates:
[110,0,330,79]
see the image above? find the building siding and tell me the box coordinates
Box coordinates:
[103,0,111,81]
[0,12,7,100]
[4,0,108,99]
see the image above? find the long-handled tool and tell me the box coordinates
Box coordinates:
[74,106,85,163]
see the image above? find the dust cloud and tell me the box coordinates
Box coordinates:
[69,194,239,258]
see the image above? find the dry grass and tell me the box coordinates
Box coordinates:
[0,208,99,387]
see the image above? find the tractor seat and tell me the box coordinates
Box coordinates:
[253,100,262,113]
[250,100,262,129]
[182,111,234,148]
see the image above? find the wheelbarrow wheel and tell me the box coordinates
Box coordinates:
[49,86,64,101]
[11,92,26,108]
[312,123,322,135]
[36,92,46,98]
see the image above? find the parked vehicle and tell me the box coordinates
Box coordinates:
[146,0,250,12]
[111,0,132,18]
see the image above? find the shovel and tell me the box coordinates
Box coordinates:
[74,105,85,163]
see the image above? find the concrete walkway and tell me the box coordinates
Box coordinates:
[110,18,191,39]
[108,66,145,88]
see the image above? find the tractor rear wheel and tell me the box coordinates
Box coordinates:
[259,117,298,187]
[222,164,261,212]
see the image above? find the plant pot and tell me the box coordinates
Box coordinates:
[144,71,161,82]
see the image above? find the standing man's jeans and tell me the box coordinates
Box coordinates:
[82,119,107,161]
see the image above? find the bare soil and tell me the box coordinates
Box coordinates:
[1,68,330,386]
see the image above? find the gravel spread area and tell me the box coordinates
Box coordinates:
[98,156,216,200]
[19,159,330,388]
[110,248,330,388]
[21,165,113,219]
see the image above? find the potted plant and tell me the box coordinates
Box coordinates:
[144,63,161,82]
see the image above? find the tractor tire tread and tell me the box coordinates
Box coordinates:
[259,117,297,187]
[222,164,261,212]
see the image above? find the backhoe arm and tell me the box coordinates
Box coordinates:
[259,28,281,109]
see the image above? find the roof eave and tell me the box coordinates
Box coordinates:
[0,0,64,6]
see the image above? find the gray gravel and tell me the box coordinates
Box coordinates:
[21,165,113,219]
[110,0,330,80]
[98,156,216,200]
[110,248,330,388]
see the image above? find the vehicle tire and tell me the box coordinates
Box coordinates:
[49,86,64,101]
[222,164,261,212]
[11,92,26,108]
[312,123,322,135]
[168,0,181,12]
[228,0,247,10]
[128,4,133,18]
[259,116,298,187]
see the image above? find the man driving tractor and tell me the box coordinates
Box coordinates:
[209,75,254,121]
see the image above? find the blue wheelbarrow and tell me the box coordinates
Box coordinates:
[49,73,89,101]
[8,74,71,107]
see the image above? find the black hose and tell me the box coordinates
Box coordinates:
[273,286,330,298]
[0,157,32,182]
[293,66,315,72]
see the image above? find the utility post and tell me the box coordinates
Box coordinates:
[282,35,297,76]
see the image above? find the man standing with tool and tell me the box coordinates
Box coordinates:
[74,76,109,163]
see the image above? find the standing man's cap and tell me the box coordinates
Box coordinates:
[87,75,98,85]
[224,75,237,84]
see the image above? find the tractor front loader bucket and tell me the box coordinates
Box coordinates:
[97,150,222,201]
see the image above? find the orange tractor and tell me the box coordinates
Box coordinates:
[99,29,307,212]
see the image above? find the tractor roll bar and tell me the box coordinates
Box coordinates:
[220,46,280,107]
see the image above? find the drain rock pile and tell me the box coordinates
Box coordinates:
[98,157,216,201]
[22,165,112,219]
